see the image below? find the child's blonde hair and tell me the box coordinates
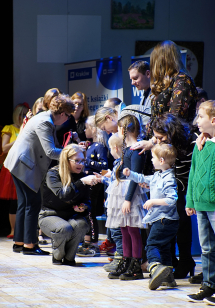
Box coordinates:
[95,107,118,127]
[32,97,44,115]
[108,133,123,149]
[13,104,29,127]
[151,143,177,168]
[86,115,105,145]
[198,100,215,118]
[59,144,86,190]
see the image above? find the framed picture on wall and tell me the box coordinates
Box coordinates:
[111,0,155,29]
[135,40,204,87]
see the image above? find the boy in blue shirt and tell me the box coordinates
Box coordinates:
[123,143,179,290]
[186,100,215,304]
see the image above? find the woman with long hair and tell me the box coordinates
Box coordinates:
[39,144,98,265]
[132,40,198,153]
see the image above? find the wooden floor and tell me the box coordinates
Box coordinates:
[0,236,206,308]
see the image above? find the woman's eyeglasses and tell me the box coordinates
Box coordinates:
[68,159,86,165]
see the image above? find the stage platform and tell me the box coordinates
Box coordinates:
[0,235,206,308]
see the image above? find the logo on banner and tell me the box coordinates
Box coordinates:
[68,68,92,81]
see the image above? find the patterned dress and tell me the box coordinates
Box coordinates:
[146,71,198,137]
[105,148,148,229]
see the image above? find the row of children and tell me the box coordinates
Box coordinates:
[81,100,215,304]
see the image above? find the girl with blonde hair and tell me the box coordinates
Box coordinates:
[105,113,148,281]
[0,103,29,239]
[39,144,98,265]
[77,115,108,256]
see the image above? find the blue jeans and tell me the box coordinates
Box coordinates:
[197,211,215,289]
[110,228,123,256]
[146,218,179,266]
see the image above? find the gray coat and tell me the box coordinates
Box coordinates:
[4,110,62,193]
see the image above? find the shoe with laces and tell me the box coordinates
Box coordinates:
[187,286,215,302]
[76,243,100,257]
[103,255,123,272]
[99,239,116,255]
[204,296,215,305]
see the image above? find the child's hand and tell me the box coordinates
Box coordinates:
[185,208,196,216]
[123,168,130,177]
[101,169,111,178]
[122,201,131,214]
[139,182,150,189]
[196,133,210,151]
[93,172,102,182]
[78,141,87,149]
[143,200,154,210]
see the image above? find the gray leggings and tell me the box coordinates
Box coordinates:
[39,212,89,261]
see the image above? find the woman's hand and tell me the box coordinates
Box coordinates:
[185,208,196,216]
[196,133,210,151]
[81,175,98,186]
[26,109,33,120]
[122,201,131,214]
[123,168,130,177]
[130,140,154,154]
[72,132,80,143]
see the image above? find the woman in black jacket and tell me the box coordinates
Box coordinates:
[39,144,98,265]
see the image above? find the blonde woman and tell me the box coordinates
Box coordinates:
[39,144,98,265]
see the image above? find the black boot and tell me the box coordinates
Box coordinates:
[173,258,196,279]
[120,257,144,280]
[147,262,171,290]
[108,257,130,279]
[189,272,203,284]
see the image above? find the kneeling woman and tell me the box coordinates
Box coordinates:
[39,144,97,265]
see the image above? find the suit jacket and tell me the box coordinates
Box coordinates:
[4,110,62,193]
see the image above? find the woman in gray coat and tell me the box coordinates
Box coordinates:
[4,94,74,255]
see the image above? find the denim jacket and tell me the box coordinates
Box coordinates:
[127,168,179,224]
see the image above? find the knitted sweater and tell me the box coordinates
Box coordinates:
[186,140,215,211]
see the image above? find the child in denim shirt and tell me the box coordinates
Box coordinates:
[123,143,179,290]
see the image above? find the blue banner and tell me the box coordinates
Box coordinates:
[65,56,123,115]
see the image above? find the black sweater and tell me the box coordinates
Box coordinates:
[42,166,91,220]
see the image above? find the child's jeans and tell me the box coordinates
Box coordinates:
[197,211,215,290]
[110,227,123,256]
[146,218,179,266]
